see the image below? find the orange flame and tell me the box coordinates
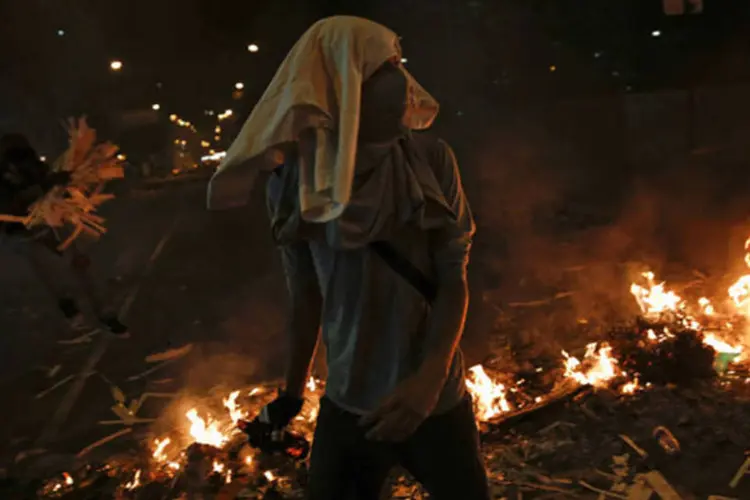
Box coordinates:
[124,469,142,490]
[630,272,683,317]
[562,342,619,387]
[223,390,247,425]
[152,437,170,462]
[186,409,228,448]
[703,332,742,355]
[620,378,640,394]
[465,365,511,421]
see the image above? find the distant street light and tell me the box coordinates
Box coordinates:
[248,44,259,53]
[57,30,65,37]
[235,82,245,90]
[652,30,662,37]
[152,103,161,111]
[110,60,123,71]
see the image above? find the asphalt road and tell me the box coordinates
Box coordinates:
[0,176,290,459]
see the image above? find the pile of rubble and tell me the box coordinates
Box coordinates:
[10,240,750,498]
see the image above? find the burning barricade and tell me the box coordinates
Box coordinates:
[29,237,750,498]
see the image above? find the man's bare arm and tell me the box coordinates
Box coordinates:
[420,138,474,381]
[280,243,323,398]
[420,275,469,380]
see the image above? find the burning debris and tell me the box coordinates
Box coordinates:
[21,236,750,498]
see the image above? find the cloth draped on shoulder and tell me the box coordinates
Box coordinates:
[207,16,452,244]
[267,133,462,249]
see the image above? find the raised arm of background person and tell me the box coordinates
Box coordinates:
[279,242,323,399]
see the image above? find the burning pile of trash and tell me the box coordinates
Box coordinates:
[29,238,750,498]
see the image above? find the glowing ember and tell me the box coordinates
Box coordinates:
[62,472,73,486]
[125,469,141,490]
[306,376,318,392]
[264,470,276,482]
[466,365,511,421]
[563,343,619,387]
[698,297,715,316]
[212,460,225,474]
[186,409,228,448]
[646,327,674,343]
[620,378,640,395]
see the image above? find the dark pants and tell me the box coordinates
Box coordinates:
[307,395,490,500]
[3,228,111,319]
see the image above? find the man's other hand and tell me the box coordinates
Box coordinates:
[359,365,445,442]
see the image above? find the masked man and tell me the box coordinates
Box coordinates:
[208,16,489,500]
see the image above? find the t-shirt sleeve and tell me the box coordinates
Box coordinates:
[427,139,476,282]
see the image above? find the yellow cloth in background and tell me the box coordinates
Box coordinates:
[207,16,439,221]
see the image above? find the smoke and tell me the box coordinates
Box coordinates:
[467,120,750,360]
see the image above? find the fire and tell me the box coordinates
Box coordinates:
[729,276,750,311]
[306,376,318,392]
[466,365,511,421]
[212,460,225,474]
[630,268,744,357]
[186,408,228,448]
[125,469,142,490]
[729,237,750,314]
[223,390,247,424]
[62,472,73,486]
[153,437,170,462]
[646,327,675,343]
[703,333,742,355]
[698,297,715,316]
[562,342,619,387]
[621,378,640,394]
[630,272,683,317]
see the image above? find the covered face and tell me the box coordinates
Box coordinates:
[358,59,410,143]
[209,16,439,220]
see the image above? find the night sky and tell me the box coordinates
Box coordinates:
[1,0,748,157]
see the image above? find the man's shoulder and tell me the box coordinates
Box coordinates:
[410,132,453,158]
[410,132,457,186]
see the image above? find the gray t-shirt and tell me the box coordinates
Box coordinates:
[272,136,475,415]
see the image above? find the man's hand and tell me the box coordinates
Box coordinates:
[359,365,446,442]
[258,391,305,429]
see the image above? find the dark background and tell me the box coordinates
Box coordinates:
[1,0,748,154]
[2,0,750,457]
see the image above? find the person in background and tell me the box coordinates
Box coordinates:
[0,133,129,339]
[208,16,489,500]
